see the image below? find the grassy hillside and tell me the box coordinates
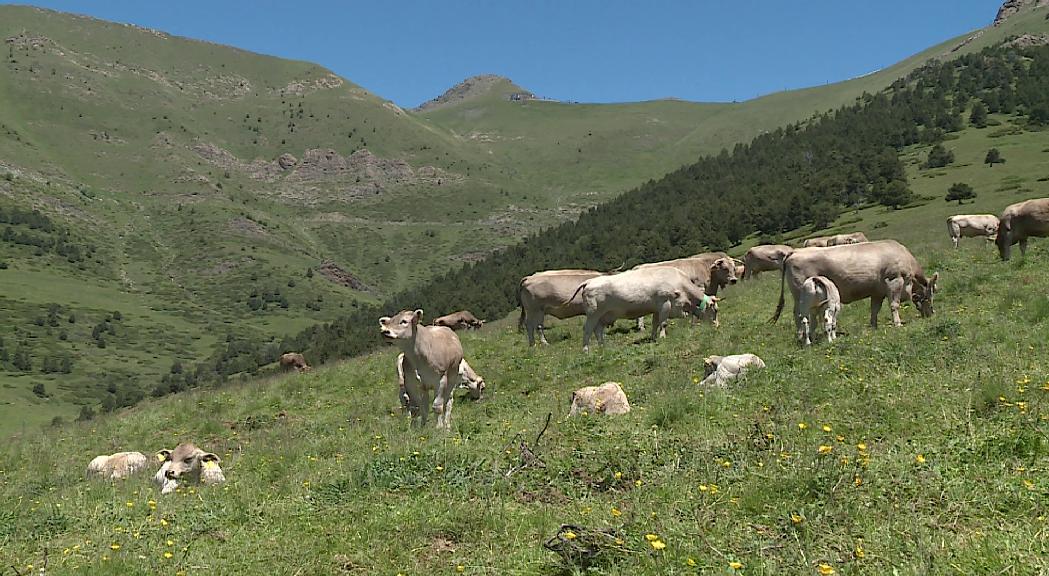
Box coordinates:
[2,3,1048,433]
[1,115,1047,574]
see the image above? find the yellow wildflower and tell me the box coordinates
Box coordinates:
[563,531,577,540]
[854,475,863,487]
[709,484,720,494]
[721,460,732,468]
[109,544,121,551]
[163,552,173,559]
[798,422,808,430]
[915,454,926,464]
[650,540,666,550]
[1023,479,1035,490]
[818,445,833,455]
[729,560,744,570]
[790,512,804,524]
[699,484,708,492]
[822,424,832,432]
[817,563,835,575]
[856,443,867,451]
[126,501,134,508]
[854,543,865,559]
[635,479,643,487]
[457,565,465,573]
[611,507,622,517]
[614,471,622,480]
[645,534,660,542]
[166,540,174,546]
[687,557,697,567]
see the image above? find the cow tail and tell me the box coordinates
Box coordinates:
[566,281,588,307]
[516,280,526,332]
[769,254,789,324]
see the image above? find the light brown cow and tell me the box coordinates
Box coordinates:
[574,266,707,352]
[518,269,605,346]
[802,232,869,248]
[433,310,485,331]
[396,353,485,410]
[742,244,794,280]
[154,443,225,495]
[771,240,938,331]
[380,309,463,429]
[630,254,737,331]
[996,198,1049,260]
[86,451,149,480]
[797,276,842,346]
[279,352,311,373]
[569,382,631,416]
[947,214,999,248]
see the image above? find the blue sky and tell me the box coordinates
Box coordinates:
[5,1,1001,107]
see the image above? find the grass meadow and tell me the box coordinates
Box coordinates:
[1,121,1047,575]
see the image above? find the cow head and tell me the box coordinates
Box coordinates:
[995,222,1012,260]
[379,309,423,342]
[710,258,738,289]
[912,273,939,317]
[158,443,220,481]
[703,356,723,379]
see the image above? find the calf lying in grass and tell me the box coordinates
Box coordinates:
[153,443,225,494]
[701,354,766,387]
[86,451,149,480]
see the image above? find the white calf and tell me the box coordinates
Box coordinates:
[797,275,842,346]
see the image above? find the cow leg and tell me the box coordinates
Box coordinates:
[636,317,645,332]
[870,296,883,329]
[798,315,811,346]
[884,277,907,327]
[403,367,427,427]
[525,311,540,346]
[655,301,671,340]
[435,367,459,431]
[824,308,837,342]
[582,313,599,353]
[1020,237,1029,257]
[952,235,959,249]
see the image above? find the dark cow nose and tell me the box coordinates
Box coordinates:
[729,278,738,284]
[165,470,176,479]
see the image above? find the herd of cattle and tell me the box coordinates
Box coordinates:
[88,198,1049,489]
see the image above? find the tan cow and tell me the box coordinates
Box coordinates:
[630,255,737,331]
[518,269,605,346]
[569,382,631,416]
[154,443,225,495]
[574,266,707,352]
[947,214,999,248]
[996,198,1049,260]
[742,244,794,280]
[396,353,485,410]
[771,240,938,332]
[433,310,485,331]
[380,309,463,430]
[279,352,311,373]
[86,451,149,480]
[802,232,868,248]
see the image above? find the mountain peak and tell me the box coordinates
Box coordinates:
[414,74,536,111]
[994,0,1049,26]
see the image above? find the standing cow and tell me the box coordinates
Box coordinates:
[797,275,842,346]
[380,309,463,430]
[946,214,998,249]
[573,267,707,352]
[742,244,794,280]
[396,353,486,410]
[279,352,311,373]
[996,198,1049,260]
[771,240,938,332]
[518,269,605,346]
[631,255,737,330]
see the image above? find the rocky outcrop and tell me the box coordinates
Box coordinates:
[1005,32,1049,47]
[994,0,1049,26]
[317,260,368,291]
[277,153,298,170]
[415,74,532,111]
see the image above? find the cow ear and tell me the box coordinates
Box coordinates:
[930,272,939,290]
[201,453,221,464]
[379,316,390,327]
[156,449,172,463]
[413,309,423,325]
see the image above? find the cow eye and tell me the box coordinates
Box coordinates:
[400,319,408,325]
[183,458,193,464]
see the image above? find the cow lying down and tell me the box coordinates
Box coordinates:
[569,382,631,416]
[86,451,150,480]
[153,443,226,494]
[701,354,766,387]
[396,352,486,411]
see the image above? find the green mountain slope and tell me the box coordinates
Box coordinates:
[1,2,1048,431]
[2,116,1047,574]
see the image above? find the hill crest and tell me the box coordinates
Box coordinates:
[414,74,537,111]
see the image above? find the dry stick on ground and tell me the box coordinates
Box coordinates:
[505,412,552,478]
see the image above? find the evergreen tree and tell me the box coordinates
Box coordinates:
[945,182,976,205]
[969,101,988,128]
[923,144,955,169]
[32,382,47,397]
[985,148,1005,166]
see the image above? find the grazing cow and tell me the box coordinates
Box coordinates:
[797,276,842,346]
[153,443,225,494]
[433,310,485,331]
[996,198,1049,260]
[743,244,794,280]
[380,309,463,430]
[396,353,486,410]
[518,269,605,346]
[689,294,721,327]
[802,232,869,248]
[771,240,938,332]
[568,382,631,416]
[279,352,311,373]
[86,451,149,480]
[947,214,999,248]
[701,354,766,387]
[574,266,707,352]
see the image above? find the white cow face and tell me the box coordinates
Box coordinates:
[157,444,220,480]
[380,309,423,342]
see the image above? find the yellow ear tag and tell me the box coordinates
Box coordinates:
[156,453,166,462]
[203,461,218,470]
